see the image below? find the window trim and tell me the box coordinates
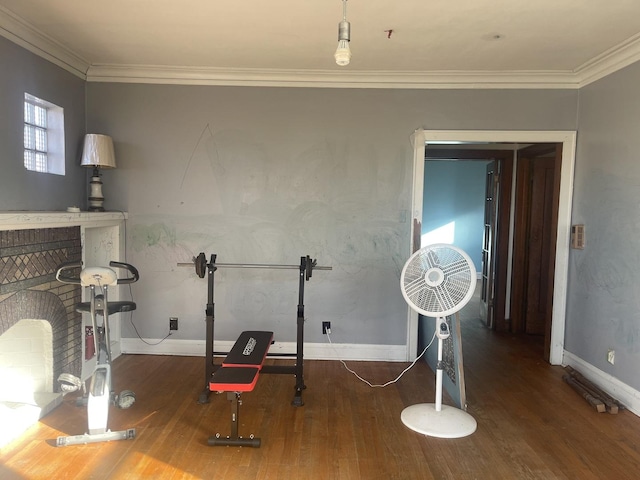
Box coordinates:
[23,93,65,176]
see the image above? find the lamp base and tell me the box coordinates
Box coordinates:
[88,174,105,211]
[401,403,477,439]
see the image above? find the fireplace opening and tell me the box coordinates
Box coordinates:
[0,319,62,447]
[0,287,82,447]
[0,225,83,446]
[0,319,54,400]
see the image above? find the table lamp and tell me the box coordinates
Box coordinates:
[80,134,116,211]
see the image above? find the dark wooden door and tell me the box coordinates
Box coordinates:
[480,161,498,329]
[512,144,562,360]
[524,157,555,335]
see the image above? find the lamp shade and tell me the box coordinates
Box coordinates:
[80,134,116,169]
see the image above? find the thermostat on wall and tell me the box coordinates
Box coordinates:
[571,224,585,249]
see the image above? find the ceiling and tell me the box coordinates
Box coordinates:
[2,0,640,88]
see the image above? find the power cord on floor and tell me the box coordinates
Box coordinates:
[325,328,437,388]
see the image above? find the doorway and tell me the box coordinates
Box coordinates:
[422,148,514,334]
[408,130,577,365]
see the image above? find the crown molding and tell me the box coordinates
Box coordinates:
[0,6,88,79]
[86,63,581,89]
[575,32,640,87]
[3,4,640,89]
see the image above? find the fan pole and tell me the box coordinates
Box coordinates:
[400,316,477,439]
[435,335,444,412]
[434,317,449,412]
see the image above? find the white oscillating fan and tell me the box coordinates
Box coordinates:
[400,243,477,438]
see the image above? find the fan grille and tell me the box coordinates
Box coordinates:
[401,244,476,317]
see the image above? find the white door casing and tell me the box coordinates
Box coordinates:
[408,130,576,365]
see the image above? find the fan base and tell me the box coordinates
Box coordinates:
[401,403,477,439]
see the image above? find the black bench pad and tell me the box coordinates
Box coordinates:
[209,331,273,393]
[223,331,273,368]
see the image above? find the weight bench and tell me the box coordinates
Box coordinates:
[208,330,273,448]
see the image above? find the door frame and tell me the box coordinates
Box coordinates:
[408,130,577,365]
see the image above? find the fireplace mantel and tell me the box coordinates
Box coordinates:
[0,211,127,231]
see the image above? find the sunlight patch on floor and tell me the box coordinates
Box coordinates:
[0,393,61,448]
[109,451,200,479]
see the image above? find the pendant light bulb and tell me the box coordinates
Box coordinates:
[335,1,351,66]
[335,37,351,66]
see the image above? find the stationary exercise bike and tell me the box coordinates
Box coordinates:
[55,261,139,446]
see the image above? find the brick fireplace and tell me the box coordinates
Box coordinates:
[0,227,83,390]
[0,212,125,446]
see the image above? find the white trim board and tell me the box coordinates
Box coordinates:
[49,42,640,89]
[0,211,127,231]
[563,351,640,417]
[120,338,408,362]
[85,65,580,89]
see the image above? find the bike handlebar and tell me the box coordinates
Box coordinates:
[56,262,82,284]
[109,261,140,284]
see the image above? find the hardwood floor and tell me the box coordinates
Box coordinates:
[3,316,640,479]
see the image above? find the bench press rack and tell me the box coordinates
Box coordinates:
[208,330,273,447]
[178,253,331,407]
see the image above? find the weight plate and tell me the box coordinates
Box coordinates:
[195,252,207,278]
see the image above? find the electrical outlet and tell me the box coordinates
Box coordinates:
[322,321,331,335]
[169,317,178,331]
[607,349,615,365]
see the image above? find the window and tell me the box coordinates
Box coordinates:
[23,93,65,175]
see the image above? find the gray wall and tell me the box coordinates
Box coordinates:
[422,160,489,271]
[86,83,577,346]
[0,37,86,211]
[5,30,640,396]
[567,61,640,391]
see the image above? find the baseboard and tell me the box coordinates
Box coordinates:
[120,338,408,362]
[563,350,640,417]
[120,338,207,357]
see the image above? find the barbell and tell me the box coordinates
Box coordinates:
[178,253,332,280]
